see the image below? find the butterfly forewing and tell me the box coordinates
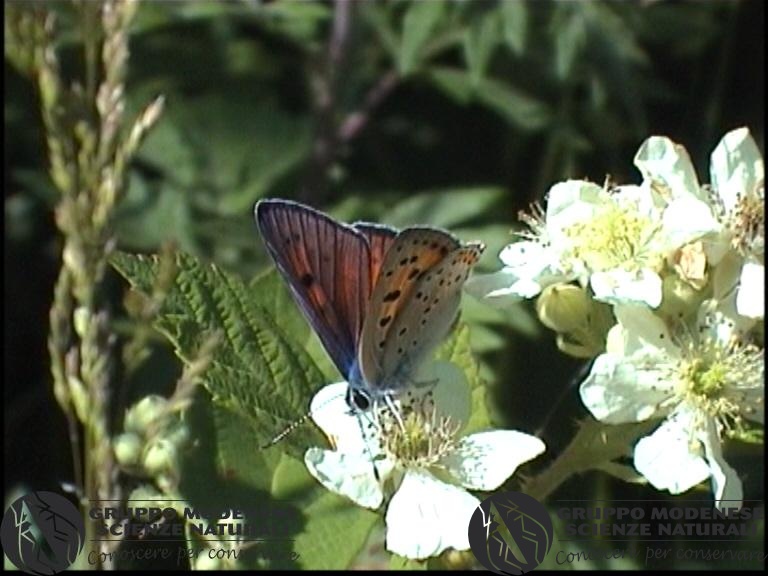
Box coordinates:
[255,200,372,378]
[357,227,465,387]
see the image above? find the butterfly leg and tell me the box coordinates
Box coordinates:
[351,408,383,482]
[382,393,407,432]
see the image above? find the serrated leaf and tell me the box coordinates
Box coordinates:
[111,251,327,458]
[501,0,528,55]
[399,0,446,75]
[250,268,313,346]
[463,12,501,87]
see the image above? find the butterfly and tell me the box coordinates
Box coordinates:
[254,198,485,416]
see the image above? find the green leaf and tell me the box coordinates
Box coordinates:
[428,67,551,131]
[463,12,501,87]
[115,174,197,253]
[249,268,312,346]
[259,0,332,44]
[271,455,380,569]
[501,0,528,55]
[390,555,428,570]
[399,0,446,75]
[111,251,327,458]
[554,5,586,80]
[382,186,505,229]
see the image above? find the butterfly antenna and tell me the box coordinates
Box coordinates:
[260,411,314,449]
[534,359,593,438]
[260,387,349,450]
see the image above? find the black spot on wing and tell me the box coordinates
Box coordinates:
[383,290,401,302]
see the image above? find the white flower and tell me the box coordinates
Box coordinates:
[636,127,764,319]
[470,128,764,314]
[468,177,715,308]
[304,361,546,560]
[580,304,764,509]
[709,128,764,319]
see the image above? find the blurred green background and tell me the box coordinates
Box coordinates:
[4,0,764,569]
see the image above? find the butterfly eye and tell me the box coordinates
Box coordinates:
[346,387,372,412]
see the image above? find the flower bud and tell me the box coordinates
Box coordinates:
[142,438,178,476]
[73,306,90,339]
[536,283,591,333]
[124,395,169,435]
[537,284,614,358]
[113,432,143,467]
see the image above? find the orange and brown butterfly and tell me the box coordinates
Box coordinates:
[255,199,484,412]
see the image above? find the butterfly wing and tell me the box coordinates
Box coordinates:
[255,199,373,379]
[358,227,484,388]
[381,241,484,382]
[353,222,398,285]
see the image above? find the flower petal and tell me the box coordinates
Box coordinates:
[443,430,546,490]
[304,447,384,509]
[385,470,479,560]
[736,260,765,319]
[698,416,744,511]
[633,407,711,495]
[590,268,663,308]
[545,180,606,242]
[309,382,374,453]
[613,304,680,357]
[710,127,764,214]
[634,136,703,202]
[662,196,720,247]
[580,352,674,423]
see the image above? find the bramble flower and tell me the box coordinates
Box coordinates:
[468,175,719,309]
[579,303,764,509]
[709,128,764,319]
[635,127,764,320]
[469,128,765,316]
[303,361,546,560]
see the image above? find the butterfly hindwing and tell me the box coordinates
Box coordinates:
[358,227,466,387]
[255,199,372,378]
[353,222,398,286]
[381,242,485,383]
